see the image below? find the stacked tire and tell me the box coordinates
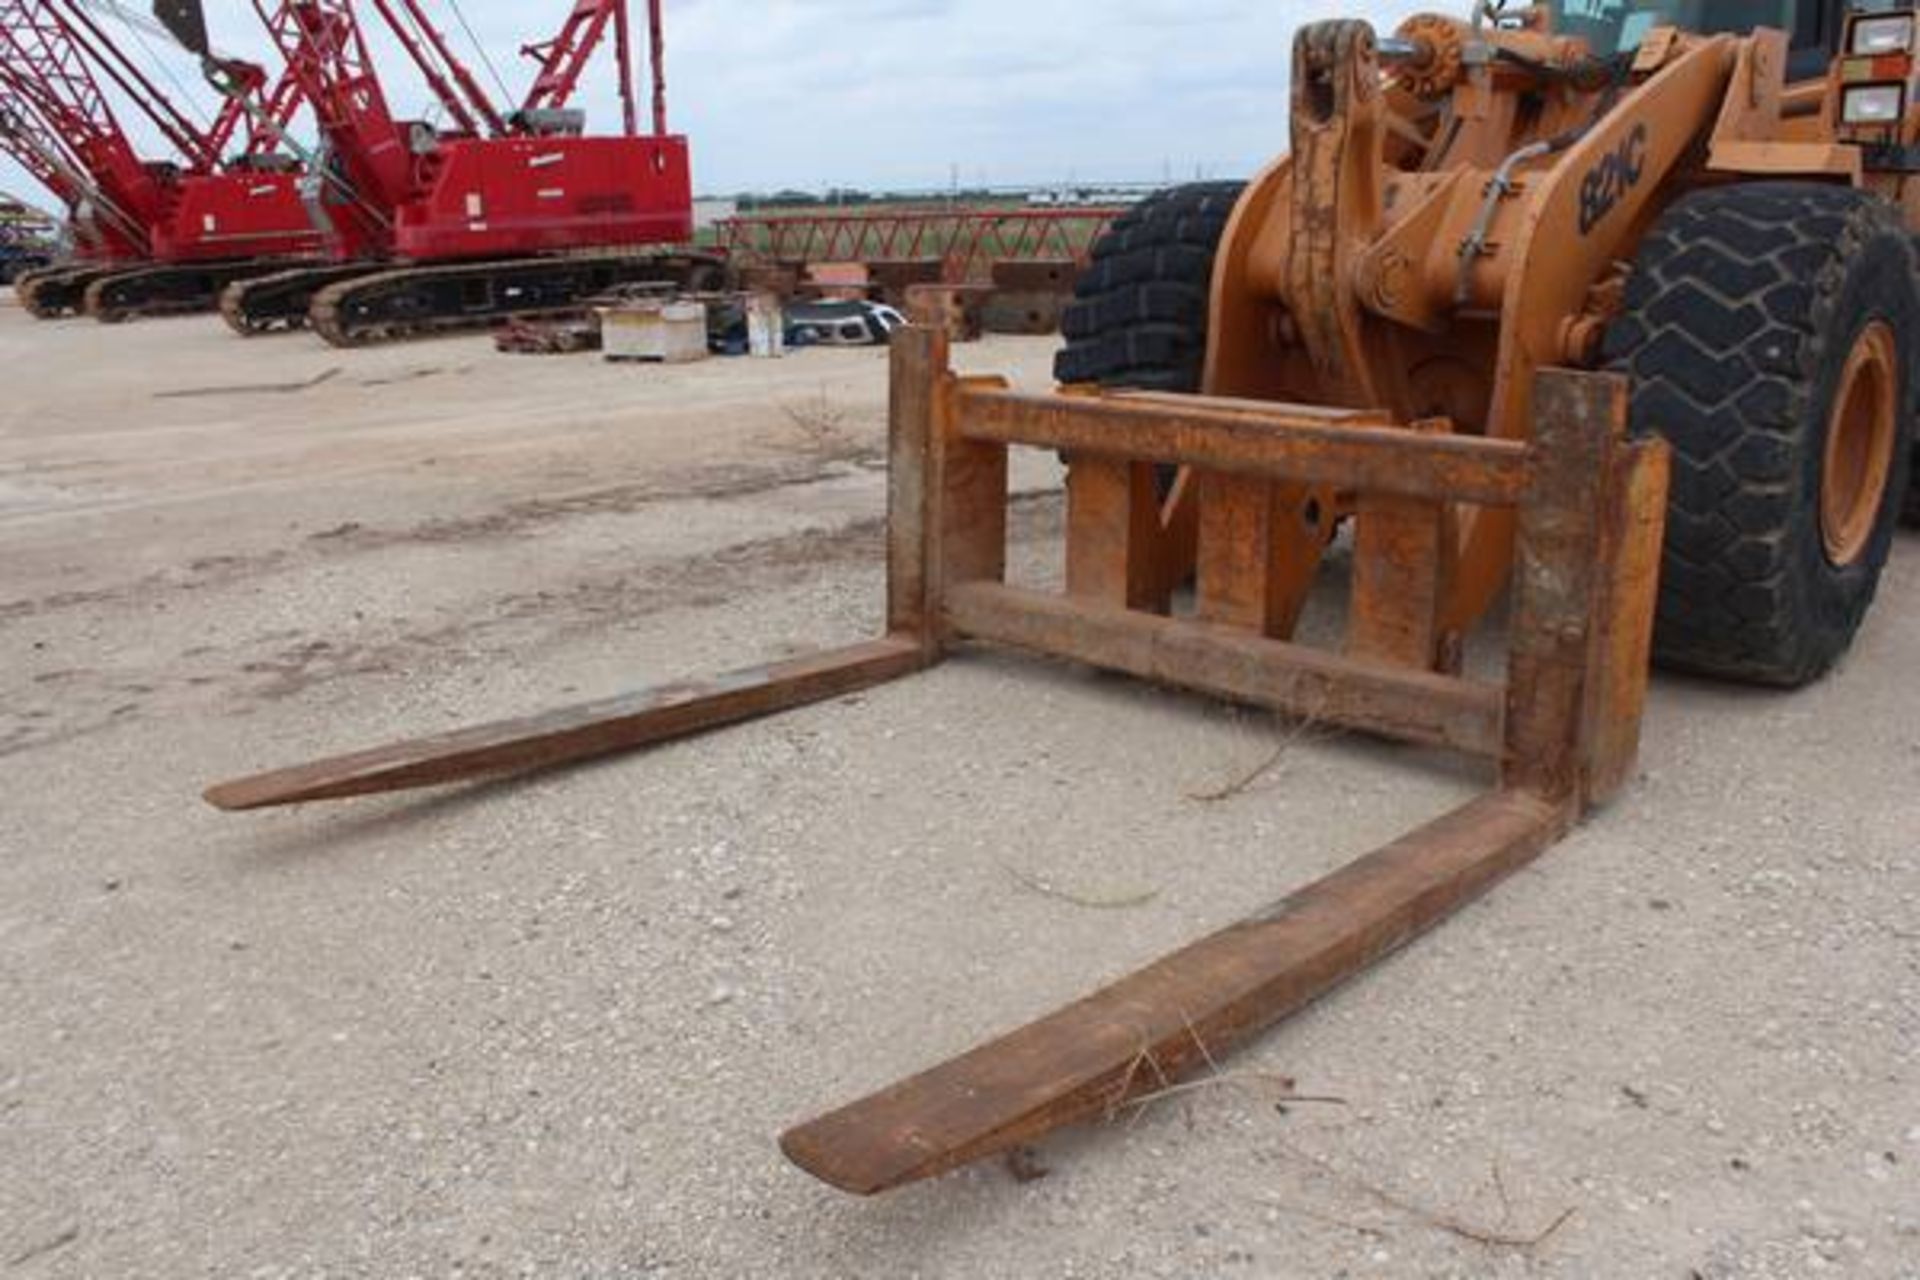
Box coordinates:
[1054,181,1245,393]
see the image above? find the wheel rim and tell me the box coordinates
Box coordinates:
[1820,320,1899,567]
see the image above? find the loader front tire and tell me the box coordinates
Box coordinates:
[1604,183,1917,687]
[1054,181,1245,391]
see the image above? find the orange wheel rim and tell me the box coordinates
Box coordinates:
[1821,320,1899,567]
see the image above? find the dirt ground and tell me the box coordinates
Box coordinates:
[1,302,1916,1279]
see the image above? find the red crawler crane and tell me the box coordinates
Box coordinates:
[0,1,166,312]
[0,0,321,320]
[0,66,146,265]
[158,0,717,344]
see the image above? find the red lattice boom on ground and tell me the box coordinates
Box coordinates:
[712,207,1125,279]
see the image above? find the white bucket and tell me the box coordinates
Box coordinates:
[747,293,784,358]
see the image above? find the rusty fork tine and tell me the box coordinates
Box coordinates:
[204,638,928,810]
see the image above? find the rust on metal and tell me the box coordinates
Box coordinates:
[1064,458,1185,613]
[1580,440,1670,805]
[903,283,990,342]
[884,327,942,650]
[203,638,928,811]
[203,329,1667,1198]
[958,386,1531,505]
[945,583,1506,757]
[195,0,1911,1198]
[864,259,946,308]
[988,258,1080,292]
[1286,18,1387,398]
[1499,369,1622,801]
[781,788,1569,1195]
[1193,473,1325,640]
[800,261,872,301]
[774,342,1662,1192]
[1347,490,1448,668]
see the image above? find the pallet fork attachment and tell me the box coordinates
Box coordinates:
[206,326,1669,1195]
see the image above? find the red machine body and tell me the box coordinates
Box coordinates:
[255,0,691,265]
[0,0,318,264]
[153,170,320,261]
[390,132,691,260]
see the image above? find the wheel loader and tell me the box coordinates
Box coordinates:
[1057,0,1918,690]
[199,0,1915,1194]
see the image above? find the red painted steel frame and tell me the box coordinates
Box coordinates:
[521,0,639,134]
[50,0,303,171]
[255,0,412,259]
[147,171,322,260]
[54,0,215,170]
[392,133,691,258]
[253,0,691,263]
[0,0,162,253]
[0,68,100,225]
[0,0,318,263]
[644,0,662,135]
[367,0,503,137]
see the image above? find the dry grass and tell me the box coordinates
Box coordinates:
[1001,863,1161,911]
[1188,701,1342,804]
[776,388,867,462]
[1106,1020,1575,1253]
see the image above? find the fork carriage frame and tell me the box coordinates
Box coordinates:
[207,325,1670,1196]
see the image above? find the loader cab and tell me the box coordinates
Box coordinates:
[1783,0,1893,78]
[1542,0,1869,78]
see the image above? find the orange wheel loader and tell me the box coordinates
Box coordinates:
[1058,0,1920,689]
[200,0,1916,1193]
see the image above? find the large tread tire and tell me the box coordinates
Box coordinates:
[1054,181,1245,392]
[1604,182,1917,687]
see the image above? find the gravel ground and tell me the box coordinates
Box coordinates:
[1,304,1916,1278]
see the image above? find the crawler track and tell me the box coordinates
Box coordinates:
[309,251,728,347]
[17,264,128,318]
[84,259,319,324]
[219,264,385,336]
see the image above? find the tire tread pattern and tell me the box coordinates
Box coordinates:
[1054,182,1245,390]
[1603,182,1916,685]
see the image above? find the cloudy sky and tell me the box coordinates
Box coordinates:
[4,0,1429,209]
